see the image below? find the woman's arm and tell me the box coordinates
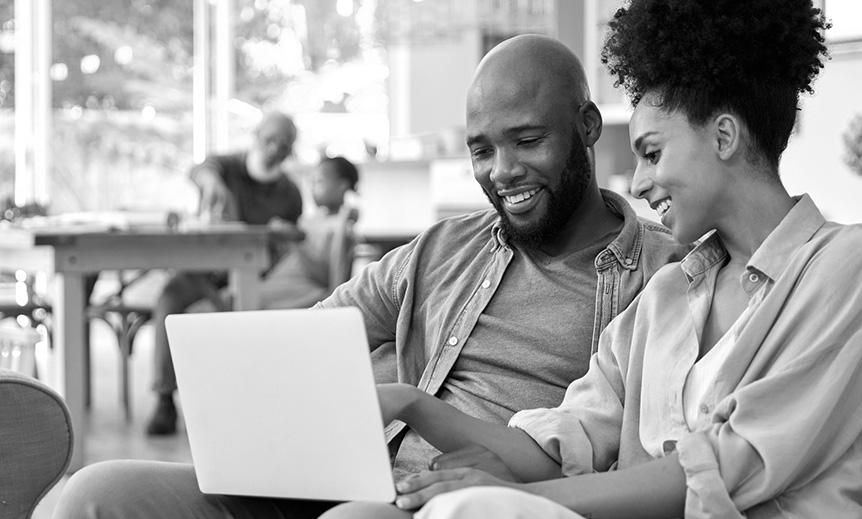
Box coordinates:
[393,450,686,518]
[522,453,686,519]
[379,383,562,483]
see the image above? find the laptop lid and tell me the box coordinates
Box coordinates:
[166,307,396,503]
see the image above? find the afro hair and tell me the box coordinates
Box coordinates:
[601,0,831,170]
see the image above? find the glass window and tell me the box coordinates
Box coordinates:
[0,0,13,214]
[231,0,389,165]
[50,0,196,214]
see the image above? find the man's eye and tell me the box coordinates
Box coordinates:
[518,137,541,146]
[645,151,660,164]
[471,148,492,159]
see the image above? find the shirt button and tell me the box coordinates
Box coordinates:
[700,404,710,414]
[448,336,458,346]
[748,273,760,283]
[481,279,491,289]
[624,258,633,266]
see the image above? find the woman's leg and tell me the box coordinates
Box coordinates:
[415,487,586,519]
[319,501,413,519]
[53,460,337,519]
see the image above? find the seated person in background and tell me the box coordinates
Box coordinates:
[259,155,360,310]
[147,111,303,436]
[319,2,862,518]
[52,35,690,519]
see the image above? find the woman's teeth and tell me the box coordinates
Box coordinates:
[504,188,540,204]
[657,199,671,217]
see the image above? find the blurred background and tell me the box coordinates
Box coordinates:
[1,0,861,233]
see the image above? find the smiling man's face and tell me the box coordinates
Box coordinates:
[466,64,592,249]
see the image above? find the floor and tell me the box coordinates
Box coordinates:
[32,315,193,518]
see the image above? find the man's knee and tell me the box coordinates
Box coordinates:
[53,461,130,518]
[53,460,203,519]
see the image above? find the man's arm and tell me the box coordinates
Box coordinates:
[379,383,562,483]
[191,162,239,221]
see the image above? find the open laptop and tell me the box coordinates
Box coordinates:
[165,306,396,503]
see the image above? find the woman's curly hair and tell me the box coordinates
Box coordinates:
[601,0,831,170]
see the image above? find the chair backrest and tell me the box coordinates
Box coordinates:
[327,206,359,292]
[0,369,73,519]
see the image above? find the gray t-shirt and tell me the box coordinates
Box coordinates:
[392,227,620,480]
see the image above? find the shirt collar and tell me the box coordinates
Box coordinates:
[747,194,825,281]
[680,231,727,282]
[601,189,649,270]
[678,194,826,283]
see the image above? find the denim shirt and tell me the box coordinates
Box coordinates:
[318,189,689,443]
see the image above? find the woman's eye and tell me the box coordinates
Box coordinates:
[645,150,660,164]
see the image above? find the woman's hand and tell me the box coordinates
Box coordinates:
[430,443,521,483]
[393,468,521,510]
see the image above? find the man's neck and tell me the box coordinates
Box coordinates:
[540,188,623,257]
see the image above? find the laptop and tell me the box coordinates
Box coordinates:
[165,306,396,503]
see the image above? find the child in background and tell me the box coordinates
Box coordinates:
[259,155,360,309]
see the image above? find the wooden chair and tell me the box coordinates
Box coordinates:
[85,270,153,421]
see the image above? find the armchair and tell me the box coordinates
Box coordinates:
[0,369,73,519]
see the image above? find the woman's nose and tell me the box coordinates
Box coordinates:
[629,164,653,200]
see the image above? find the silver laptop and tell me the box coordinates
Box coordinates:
[165,307,396,503]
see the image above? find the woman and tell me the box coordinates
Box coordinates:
[321,0,862,517]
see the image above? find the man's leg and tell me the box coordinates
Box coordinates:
[148,272,218,435]
[53,460,338,519]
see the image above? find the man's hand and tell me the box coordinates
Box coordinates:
[429,443,521,483]
[393,468,520,510]
[197,170,238,221]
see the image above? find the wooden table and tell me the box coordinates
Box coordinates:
[0,222,300,471]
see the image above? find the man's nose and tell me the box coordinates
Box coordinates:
[629,164,653,200]
[489,149,526,185]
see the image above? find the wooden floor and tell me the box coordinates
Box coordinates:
[33,320,193,518]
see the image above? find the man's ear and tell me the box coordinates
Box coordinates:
[579,100,603,147]
[714,113,742,161]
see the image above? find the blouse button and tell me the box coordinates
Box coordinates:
[700,404,710,414]
[481,279,491,289]
[448,336,458,346]
[624,257,633,266]
[748,273,760,283]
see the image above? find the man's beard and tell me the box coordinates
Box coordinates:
[488,133,592,249]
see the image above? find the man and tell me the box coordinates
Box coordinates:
[147,111,303,435]
[53,35,688,519]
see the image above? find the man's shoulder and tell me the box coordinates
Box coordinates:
[635,216,691,265]
[419,209,499,237]
[407,209,500,257]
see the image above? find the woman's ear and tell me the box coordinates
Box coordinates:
[714,113,742,161]
[579,100,603,147]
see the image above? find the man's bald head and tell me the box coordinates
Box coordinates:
[468,34,591,118]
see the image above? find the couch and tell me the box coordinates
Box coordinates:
[0,369,73,519]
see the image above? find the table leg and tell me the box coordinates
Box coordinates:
[51,271,88,472]
[228,267,260,311]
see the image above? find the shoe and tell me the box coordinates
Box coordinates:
[146,395,178,436]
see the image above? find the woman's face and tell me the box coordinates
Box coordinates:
[628,95,727,244]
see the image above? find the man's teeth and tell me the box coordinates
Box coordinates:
[503,188,540,204]
[656,199,671,217]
